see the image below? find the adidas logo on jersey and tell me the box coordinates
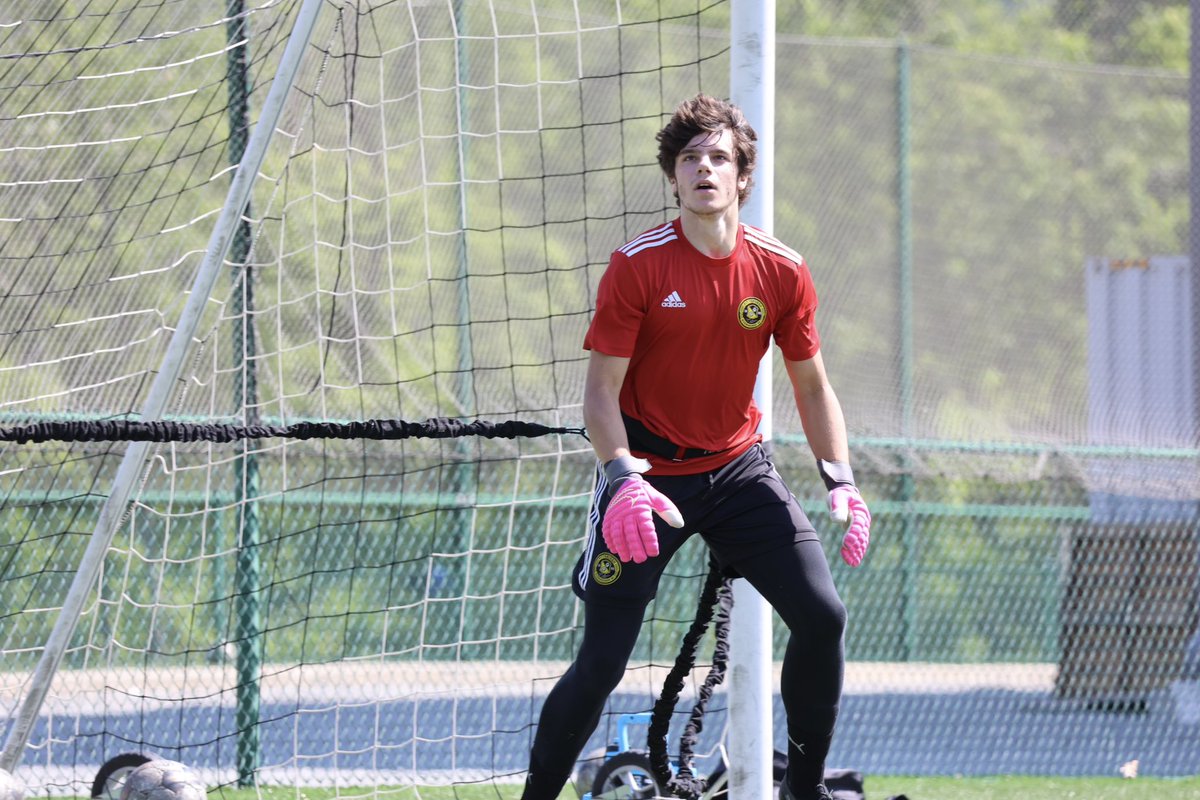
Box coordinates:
[661,291,686,308]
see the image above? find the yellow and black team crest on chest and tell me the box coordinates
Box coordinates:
[737,297,766,330]
[593,552,622,585]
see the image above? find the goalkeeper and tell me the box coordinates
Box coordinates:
[520,94,872,800]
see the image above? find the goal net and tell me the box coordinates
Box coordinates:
[3,0,1199,795]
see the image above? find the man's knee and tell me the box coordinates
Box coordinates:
[780,593,846,645]
[572,644,630,694]
[820,596,848,642]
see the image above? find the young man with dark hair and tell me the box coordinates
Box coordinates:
[520,93,872,800]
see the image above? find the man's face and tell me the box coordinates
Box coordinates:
[669,127,747,218]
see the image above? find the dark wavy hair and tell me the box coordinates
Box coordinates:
[656,94,758,207]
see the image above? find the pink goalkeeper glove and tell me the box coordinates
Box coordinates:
[601,459,684,564]
[819,459,872,567]
[829,485,872,567]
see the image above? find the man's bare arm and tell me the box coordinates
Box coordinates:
[785,350,872,567]
[583,350,633,463]
[785,350,849,463]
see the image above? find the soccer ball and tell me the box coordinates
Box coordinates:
[0,769,25,800]
[118,761,205,800]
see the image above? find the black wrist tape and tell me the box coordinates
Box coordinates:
[816,459,856,492]
[603,454,650,495]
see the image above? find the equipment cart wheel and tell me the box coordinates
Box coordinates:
[590,751,663,800]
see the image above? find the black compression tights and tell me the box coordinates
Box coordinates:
[521,540,845,800]
[738,541,847,798]
[520,600,646,800]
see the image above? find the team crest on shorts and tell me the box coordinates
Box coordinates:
[593,552,621,585]
[737,297,766,330]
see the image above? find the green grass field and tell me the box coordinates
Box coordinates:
[866,775,1200,799]
[198,776,1200,800]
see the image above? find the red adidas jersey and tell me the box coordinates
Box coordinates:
[584,218,820,475]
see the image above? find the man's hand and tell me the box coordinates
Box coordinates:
[601,458,684,563]
[603,474,684,563]
[828,485,871,567]
[818,459,872,567]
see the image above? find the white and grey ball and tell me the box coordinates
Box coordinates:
[118,760,205,800]
[0,769,25,800]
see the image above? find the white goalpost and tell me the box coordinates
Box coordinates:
[728,1,776,799]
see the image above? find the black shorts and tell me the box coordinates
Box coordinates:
[572,444,819,607]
